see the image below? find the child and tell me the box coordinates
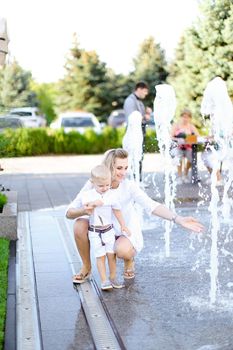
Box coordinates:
[73,164,130,291]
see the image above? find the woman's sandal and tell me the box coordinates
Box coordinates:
[123,269,135,279]
[73,270,91,284]
[123,258,135,279]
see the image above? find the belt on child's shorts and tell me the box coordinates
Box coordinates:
[88,224,114,246]
[88,224,113,234]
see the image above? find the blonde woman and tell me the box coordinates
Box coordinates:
[66,148,204,283]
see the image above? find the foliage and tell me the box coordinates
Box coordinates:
[100,72,135,122]
[1,128,52,156]
[0,61,38,112]
[168,0,233,127]
[0,127,159,157]
[0,238,10,350]
[30,81,57,125]
[0,193,7,212]
[132,36,168,107]
[145,128,159,153]
[56,35,112,119]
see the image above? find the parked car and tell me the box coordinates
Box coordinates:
[0,115,24,132]
[9,107,47,128]
[108,109,126,128]
[50,111,102,134]
[108,109,155,129]
[146,113,155,130]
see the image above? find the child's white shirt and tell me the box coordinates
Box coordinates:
[78,188,121,227]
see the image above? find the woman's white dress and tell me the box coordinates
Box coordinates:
[66,178,161,252]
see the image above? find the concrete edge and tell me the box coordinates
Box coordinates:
[16,212,42,350]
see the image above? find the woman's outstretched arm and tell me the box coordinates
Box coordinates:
[152,204,204,233]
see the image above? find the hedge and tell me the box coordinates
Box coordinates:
[0,126,159,157]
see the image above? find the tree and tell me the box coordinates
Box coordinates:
[31,81,57,125]
[0,61,37,112]
[105,70,135,111]
[132,36,168,106]
[57,35,112,119]
[168,0,233,126]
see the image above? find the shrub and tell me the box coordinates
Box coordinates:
[145,129,159,153]
[0,126,160,157]
[0,193,7,213]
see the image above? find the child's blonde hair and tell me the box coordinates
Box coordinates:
[91,164,111,182]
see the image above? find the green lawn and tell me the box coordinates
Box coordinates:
[0,238,10,350]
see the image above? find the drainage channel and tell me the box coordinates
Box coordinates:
[16,212,43,350]
[57,217,126,350]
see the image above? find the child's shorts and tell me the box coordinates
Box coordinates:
[88,225,115,258]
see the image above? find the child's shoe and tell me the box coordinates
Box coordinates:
[110,278,124,289]
[101,280,113,291]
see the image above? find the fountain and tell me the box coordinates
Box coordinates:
[122,111,143,184]
[201,76,233,304]
[153,84,177,257]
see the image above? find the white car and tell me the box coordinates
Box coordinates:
[0,115,24,132]
[9,107,47,128]
[50,111,102,134]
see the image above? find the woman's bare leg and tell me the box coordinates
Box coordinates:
[184,159,191,176]
[73,219,91,275]
[114,236,136,278]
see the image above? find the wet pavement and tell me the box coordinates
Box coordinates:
[1,154,233,350]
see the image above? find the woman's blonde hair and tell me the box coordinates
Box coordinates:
[102,148,128,174]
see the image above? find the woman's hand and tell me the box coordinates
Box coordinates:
[175,215,204,233]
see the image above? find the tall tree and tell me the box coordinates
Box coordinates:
[0,61,37,112]
[132,36,168,106]
[168,0,233,126]
[31,81,57,124]
[57,35,112,119]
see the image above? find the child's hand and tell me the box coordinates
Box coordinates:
[85,199,104,208]
[83,205,94,216]
[121,226,131,236]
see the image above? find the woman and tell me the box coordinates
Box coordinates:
[66,148,204,283]
[171,109,199,184]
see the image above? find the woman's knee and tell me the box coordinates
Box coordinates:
[115,237,135,260]
[74,219,89,240]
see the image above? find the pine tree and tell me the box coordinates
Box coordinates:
[168,0,233,126]
[132,36,168,106]
[57,35,112,119]
[0,61,37,112]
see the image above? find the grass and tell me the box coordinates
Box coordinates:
[0,238,10,350]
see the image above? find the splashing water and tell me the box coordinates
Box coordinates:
[201,76,233,303]
[153,84,177,256]
[122,111,143,183]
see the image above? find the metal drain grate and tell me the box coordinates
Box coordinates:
[57,217,125,350]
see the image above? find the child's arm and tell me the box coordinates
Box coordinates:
[112,209,131,236]
[85,199,104,208]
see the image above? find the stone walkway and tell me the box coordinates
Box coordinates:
[1,154,233,350]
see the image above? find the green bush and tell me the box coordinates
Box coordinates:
[0,126,160,157]
[145,129,159,153]
[0,194,7,212]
